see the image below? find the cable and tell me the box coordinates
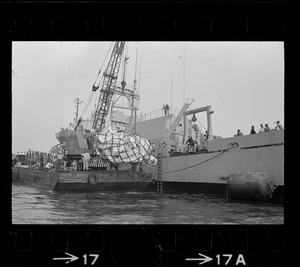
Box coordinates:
[196,118,207,132]
[162,150,226,174]
[161,143,239,174]
[92,42,114,88]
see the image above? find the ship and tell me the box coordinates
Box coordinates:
[13,42,284,200]
[123,102,284,199]
[53,96,284,199]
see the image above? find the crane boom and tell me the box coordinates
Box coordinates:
[92,41,126,131]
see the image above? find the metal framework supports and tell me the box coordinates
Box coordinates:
[92,42,126,131]
[183,105,214,142]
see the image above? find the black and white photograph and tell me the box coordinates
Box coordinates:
[12,41,284,224]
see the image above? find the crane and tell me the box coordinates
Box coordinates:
[60,42,126,171]
[92,41,126,131]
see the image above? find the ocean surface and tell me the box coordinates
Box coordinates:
[12,183,283,224]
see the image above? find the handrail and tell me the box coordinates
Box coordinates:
[143,108,180,121]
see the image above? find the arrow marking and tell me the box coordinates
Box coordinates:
[53,252,79,264]
[186,253,213,265]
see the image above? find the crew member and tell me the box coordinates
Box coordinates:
[237,129,243,136]
[162,104,167,115]
[185,136,195,152]
[264,124,270,132]
[81,152,91,170]
[165,103,170,115]
[250,126,256,134]
[40,153,44,169]
[54,153,64,171]
[151,143,156,155]
[275,121,284,130]
[259,124,265,133]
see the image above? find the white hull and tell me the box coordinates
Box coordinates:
[143,130,284,188]
[162,142,283,186]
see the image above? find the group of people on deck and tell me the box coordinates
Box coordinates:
[236,121,284,136]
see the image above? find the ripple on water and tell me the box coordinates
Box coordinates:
[12,184,283,224]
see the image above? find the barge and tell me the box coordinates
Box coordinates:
[12,167,156,192]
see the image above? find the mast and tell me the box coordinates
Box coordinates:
[121,46,129,90]
[74,98,83,123]
[170,70,173,112]
[132,48,138,133]
[183,44,186,105]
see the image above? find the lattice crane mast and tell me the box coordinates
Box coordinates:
[92,41,126,131]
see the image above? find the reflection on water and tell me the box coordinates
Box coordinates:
[12,184,283,224]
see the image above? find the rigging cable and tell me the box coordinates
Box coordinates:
[161,142,239,174]
[80,91,93,117]
[253,43,261,126]
[92,42,114,89]
[196,118,207,132]
[78,42,114,128]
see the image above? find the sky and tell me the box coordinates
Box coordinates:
[12,41,284,153]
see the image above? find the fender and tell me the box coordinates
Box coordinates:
[88,173,98,185]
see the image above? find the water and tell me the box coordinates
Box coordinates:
[12,183,283,224]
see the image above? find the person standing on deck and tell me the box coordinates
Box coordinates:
[55,153,64,171]
[264,124,270,132]
[162,104,167,116]
[250,126,256,134]
[237,129,243,136]
[81,152,91,170]
[275,121,284,130]
[151,143,156,155]
[259,124,265,133]
[165,103,170,115]
[185,136,195,152]
[40,153,44,169]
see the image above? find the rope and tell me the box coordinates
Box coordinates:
[162,142,238,175]
[96,131,154,166]
[103,134,151,164]
[80,91,94,119]
[78,42,114,129]
[162,150,227,174]
[253,43,261,126]
[92,42,114,88]
[196,118,207,132]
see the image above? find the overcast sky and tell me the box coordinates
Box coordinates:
[12,41,284,153]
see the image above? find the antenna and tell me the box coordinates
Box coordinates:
[134,48,138,90]
[138,48,142,95]
[183,44,186,106]
[74,98,84,123]
[121,48,129,90]
[170,70,173,112]
[133,48,139,134]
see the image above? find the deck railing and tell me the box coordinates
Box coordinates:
[142,108,180,121]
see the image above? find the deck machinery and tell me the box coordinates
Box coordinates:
[61,42,136,170]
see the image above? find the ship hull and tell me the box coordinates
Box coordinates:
[142,130,284,198]
[161,143,284,185]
